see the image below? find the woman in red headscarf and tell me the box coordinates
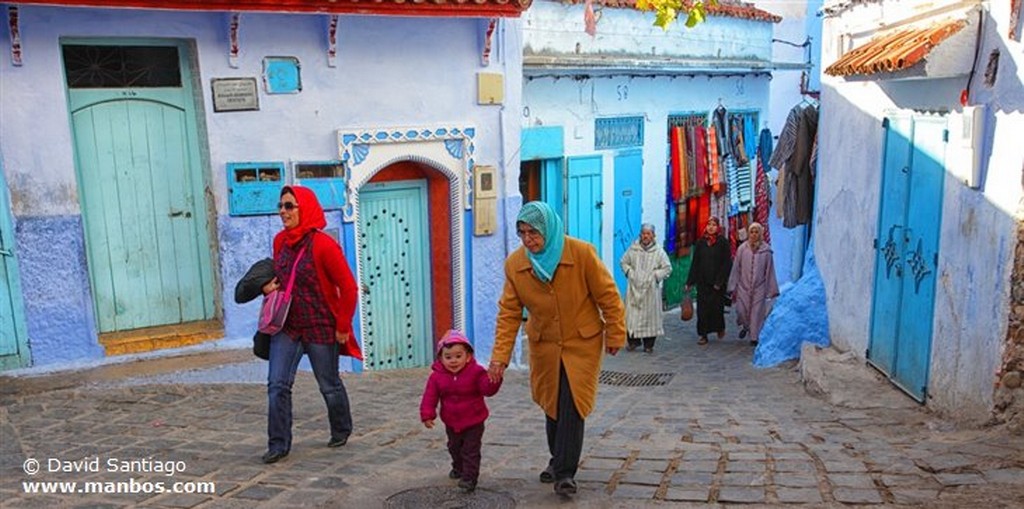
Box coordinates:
[261,185,361,464]
[684,217,732,345]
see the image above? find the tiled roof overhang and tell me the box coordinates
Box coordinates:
[560,0,782,23]
[9,0,532,18]
[825,16,971,77]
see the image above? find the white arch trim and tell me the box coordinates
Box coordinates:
[337,125,473,337]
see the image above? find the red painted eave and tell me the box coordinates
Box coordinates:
[9,0,533,18]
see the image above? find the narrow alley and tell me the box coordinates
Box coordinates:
[2,312,1022,508]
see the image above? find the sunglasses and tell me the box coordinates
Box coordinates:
[516,227,542,239]
[277,202,299,211]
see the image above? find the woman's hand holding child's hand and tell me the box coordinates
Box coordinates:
[487,361,506,384]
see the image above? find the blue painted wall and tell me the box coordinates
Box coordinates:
[15,216,102,365]
[0,6,521,368]
[815,4,1024,418]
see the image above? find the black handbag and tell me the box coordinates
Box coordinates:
[253,332,271,360]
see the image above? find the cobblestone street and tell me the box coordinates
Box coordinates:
[2,312,1023,508]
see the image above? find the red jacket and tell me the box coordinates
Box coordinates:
[420,360,502,433]
[273,186,362,360]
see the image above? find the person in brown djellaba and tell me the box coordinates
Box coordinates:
[488,201,625,498]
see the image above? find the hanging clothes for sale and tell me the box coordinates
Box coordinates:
[754,127,773,245]
[707,123,723,194]
[693,124,708,193]
[770,100,819,228]
[665,165,677,254]
[670,126,686,201]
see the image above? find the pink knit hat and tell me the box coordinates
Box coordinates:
[436,329,474,356]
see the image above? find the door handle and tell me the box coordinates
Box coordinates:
[595,201,604,209]
[168,209,192,218]
[0,248,11,256]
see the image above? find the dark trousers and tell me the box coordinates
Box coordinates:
[545,364,585,480]
[627,335,656,349]
[446,423,485,483]
[267,333,352,453]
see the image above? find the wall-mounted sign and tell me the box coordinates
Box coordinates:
[211,77,259,112]
[263,56,301,94]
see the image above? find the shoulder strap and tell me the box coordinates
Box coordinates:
[282,244,308,295]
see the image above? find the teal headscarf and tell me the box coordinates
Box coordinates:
[516,201,565,283]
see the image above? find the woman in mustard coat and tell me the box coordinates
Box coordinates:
[488,201,625,497]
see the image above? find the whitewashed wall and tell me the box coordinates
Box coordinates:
[520,0,775,266]
[522,74,771,264]
[816,0,1024,419]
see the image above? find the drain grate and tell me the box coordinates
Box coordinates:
[599,370,674,387]
[385,486,515,509]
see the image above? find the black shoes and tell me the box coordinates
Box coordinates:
[739,327,749,339]
[553,478,577,496]
[261,450,288,464]
[457,479,477,493]
[449,469,461,479]
[643,347,653,354]
[327,436,348,448]
[539,465,555,483]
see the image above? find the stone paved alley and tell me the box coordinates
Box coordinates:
[1,312,1023,508]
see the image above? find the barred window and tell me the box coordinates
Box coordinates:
[63,45,181,88]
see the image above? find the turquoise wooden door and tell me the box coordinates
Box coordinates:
[567,155,603,253]
[358,180,433,370]
[868,115,945,401]
[612,150,643,297]
[541,158,564,220]
[0,161,30,370]
[65,42,215,333]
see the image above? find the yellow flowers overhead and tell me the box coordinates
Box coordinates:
[635,0,716,30]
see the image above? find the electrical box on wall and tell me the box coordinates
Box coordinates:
[948,105,985,189]
[227,162,286,216]
[477,73,504,105]
[473,165,498,235]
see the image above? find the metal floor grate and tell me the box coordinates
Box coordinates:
[599,371,674,387]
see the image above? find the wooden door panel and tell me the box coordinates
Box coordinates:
[358,181,433,370]
[613,151,643,297]
[893,117,945,400]
[567,156,603,253]
[869,116,912,375]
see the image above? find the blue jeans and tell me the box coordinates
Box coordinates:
[267,332,352,453]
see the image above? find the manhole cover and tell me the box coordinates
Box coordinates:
[599,370,674,387]
[384,486,516,509]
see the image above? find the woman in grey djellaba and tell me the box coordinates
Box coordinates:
[619,224,672,353]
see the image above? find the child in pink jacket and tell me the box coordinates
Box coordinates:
[420,330,502,493]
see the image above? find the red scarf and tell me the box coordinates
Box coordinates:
[279,186,327,247]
